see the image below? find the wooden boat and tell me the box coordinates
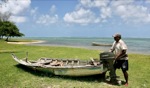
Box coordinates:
[92,42,112,46]
[12,54,108,76]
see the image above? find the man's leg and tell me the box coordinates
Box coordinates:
[122,60,128,86]
[123,71,128,84]
[123,71,128,86]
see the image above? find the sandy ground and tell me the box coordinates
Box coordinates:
[7,40,45,45]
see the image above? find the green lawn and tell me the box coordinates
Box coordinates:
[0,39,150,88]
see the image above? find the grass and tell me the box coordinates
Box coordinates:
[0,39,150,88]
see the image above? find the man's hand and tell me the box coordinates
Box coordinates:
[115,50,127,60]
[115,54,120,60]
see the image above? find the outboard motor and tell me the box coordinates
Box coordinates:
[100,52,117,82]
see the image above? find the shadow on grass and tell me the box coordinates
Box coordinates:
[15,64,106,83]
[0,50,19,54]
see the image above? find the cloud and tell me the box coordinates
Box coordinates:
[79,0,109,8]
[111,0,134,7]
[9,16,27,23]
[50,5,56,14]
[10,0,31,15]
[0,0,31,23]
[100,7,111,19]
[36,14,58,25]
[64,0,150,25]
[113,1,150,23]
[0,0,31,15]
[30,7,38,21]
[30,7,38,16]
[36,5,59,25]
[64,0,111,25]
[145,0,150,4]
[64,8,100,25]
[1,0,150,25]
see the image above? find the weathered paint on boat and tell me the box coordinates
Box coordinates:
[53,65,107,76]
[36,64,107,76]
[12,54,108,76]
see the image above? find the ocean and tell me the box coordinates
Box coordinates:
[25,37,150,55]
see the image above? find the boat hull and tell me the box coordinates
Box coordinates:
[35,64,107,76]
[12,54,108,76]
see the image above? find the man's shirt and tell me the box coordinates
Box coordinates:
[111,39,128,60]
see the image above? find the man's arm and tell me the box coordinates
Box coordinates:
[109,42,115,52]
[109,49,114,52]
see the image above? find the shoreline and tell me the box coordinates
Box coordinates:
[7,40,150,55]
[7,40,46,45]
[30,43,150,55]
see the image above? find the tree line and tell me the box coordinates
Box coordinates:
[0,0,24,41]
[0,20,24,41]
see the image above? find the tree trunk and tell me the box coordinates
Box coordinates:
[5,36,9,41]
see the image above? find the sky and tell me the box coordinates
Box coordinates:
[0,0,150,38]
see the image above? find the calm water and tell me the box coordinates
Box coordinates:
[25,37,150,55]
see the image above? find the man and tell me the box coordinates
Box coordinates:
[109,33,128,86]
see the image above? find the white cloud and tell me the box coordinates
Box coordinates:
[0,0,31,23]
[75,0,150,23]
[64,8,100,25]
[9,16,27,23]
[1,0,150,25]
[50,5,56,14]
[64,0,111,25]
[114,2,150,23]
[93,0,109,7]
[145,0,150,4]
[36,5,59,25]
[36,14,58,25]
[30,7,38,16]
[79,0,109,8]
[111,0,134,7]
[0,0,31,15]
[30,7,38,21]
[79,0,93,8]
[100,7,111,19]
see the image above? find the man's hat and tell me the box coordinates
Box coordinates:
[112,33,121,38]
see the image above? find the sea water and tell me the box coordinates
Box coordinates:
[25,37,150,55]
